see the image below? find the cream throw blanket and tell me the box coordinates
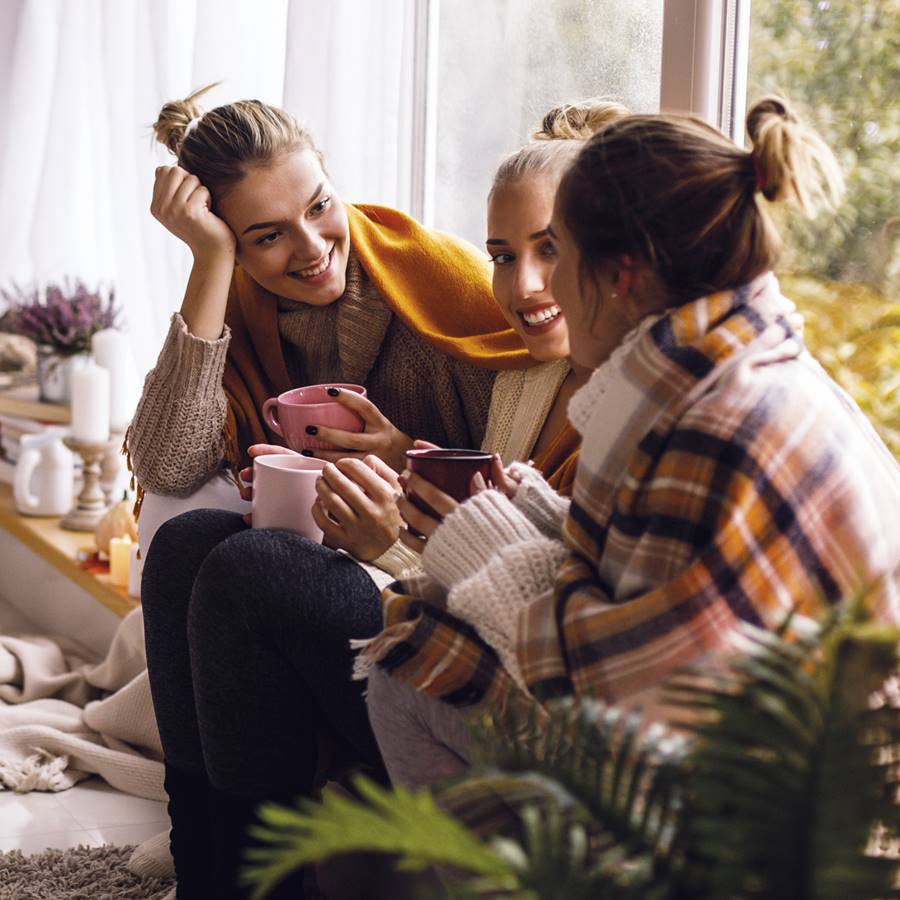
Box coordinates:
[0,607,164,801]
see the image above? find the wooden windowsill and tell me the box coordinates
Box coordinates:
[0,483,137,619]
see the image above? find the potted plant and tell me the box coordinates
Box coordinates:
[2,281,120,404]
[243,601,900,899]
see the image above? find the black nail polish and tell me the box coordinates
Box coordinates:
[301,449,315,457]
[305,425,318,435]
[326,387,340,397]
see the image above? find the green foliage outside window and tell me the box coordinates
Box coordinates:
[750,0,899,455]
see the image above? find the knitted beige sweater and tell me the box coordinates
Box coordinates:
[129,252,495,497]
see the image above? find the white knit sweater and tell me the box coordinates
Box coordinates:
[419,318,657,686]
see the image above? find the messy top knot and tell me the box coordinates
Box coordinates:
[490,100,630,201]
[746,94,844,212]
[556,95,846,303]
[533,100,631,142]
[152,84,214,157]
[152,83,321,200]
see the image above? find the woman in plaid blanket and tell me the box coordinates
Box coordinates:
[364,96,900,788]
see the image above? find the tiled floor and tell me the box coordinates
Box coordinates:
[0,778,169,855]
[0,600,169,855]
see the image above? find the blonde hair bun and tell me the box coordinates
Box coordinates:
[489,100,630,201]
[534,100,631,142]
[153,83,220,156]
[746,94,844,212]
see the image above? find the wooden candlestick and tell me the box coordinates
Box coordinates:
[101,428,127,505]
[60,436,113,531]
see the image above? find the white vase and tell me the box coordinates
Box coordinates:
[36,348,90,404]
[14,428,75,517]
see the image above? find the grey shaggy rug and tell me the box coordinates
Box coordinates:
[0,844,174,899]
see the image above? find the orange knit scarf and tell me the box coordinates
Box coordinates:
[220,203,534,473]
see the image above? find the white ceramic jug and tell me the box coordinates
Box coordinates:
[14,428,75,517]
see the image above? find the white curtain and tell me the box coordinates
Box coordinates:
[0,0,289,378]
[282,0,416,210]
[0,0,415,385]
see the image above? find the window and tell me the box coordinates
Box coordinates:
[431,0,664,245]
[748,0,900,454]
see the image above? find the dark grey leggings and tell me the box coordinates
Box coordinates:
[141,508,385,799]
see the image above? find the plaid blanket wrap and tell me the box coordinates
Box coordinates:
[362,274,900,712]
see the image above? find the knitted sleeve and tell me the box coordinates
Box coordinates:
[422,490,545,587]
[508,462,572,539]
[421,489,568,687]
[128,313,231,496]
[446,540,569,690]
[370,539,423,580]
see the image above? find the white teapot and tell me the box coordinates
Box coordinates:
[14,428,75,517]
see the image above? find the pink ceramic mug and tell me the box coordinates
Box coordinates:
[252,454,326,539]
[404,448,494,518]
[262,383,367,452]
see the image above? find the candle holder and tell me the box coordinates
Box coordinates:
[101,428,127,505]
[60,436,114,531]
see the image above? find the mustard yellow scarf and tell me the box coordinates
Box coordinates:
[220,203,533,472]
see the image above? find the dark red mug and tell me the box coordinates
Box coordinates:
[404,448,493,518]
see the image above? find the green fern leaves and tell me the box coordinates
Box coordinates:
[243,604,900,899]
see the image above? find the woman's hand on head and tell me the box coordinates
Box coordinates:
[303,389,414,472]
[311,455,404,561]
[151,165,236,260]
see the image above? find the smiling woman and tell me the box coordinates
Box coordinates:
[219,154,351,306]
[130,85,533,497]
[127,85,543,897]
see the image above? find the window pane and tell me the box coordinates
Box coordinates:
[434,0,663,245]
[748,0,899,455]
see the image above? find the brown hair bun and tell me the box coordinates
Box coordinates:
[746,94,844,211]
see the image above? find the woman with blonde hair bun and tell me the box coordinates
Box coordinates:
[135,83,534,899]
[136,89,624,897]
[364,96,900,789]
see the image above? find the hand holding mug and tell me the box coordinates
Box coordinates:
[397,471,460,554]
[311,455,404,560]
[305,389,414,472]
[238,444,299,501]
[398,446,496,553]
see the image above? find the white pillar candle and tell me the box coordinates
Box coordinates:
[92,329,134,432]
[127,542,142,598]
[109,535,133,587]
[71,360,110,443]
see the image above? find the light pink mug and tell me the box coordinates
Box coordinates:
[262,383,367,452]
[251,454,326,539]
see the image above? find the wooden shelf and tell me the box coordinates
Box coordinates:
[0,483,136,618]
[0,383,70,423]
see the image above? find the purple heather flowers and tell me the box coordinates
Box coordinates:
[3,281,120,356]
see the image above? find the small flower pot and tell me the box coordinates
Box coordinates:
[36,347,90,405]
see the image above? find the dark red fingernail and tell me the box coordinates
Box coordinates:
[305,425,318,435]
[301,449,315,457]
[327,387,340,397]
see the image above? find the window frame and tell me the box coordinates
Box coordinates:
[408,0,752,225]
